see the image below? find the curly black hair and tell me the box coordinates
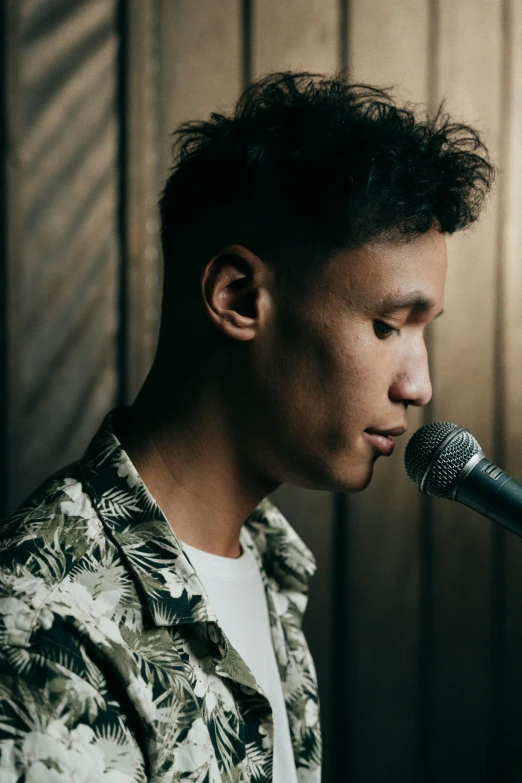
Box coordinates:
[159,71,495,288]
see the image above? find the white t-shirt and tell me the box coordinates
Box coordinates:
[180,527,298,783]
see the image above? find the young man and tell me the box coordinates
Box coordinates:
[0,73,493,782]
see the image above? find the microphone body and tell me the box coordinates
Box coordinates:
[453,454,522,537]
[405,422,522,538]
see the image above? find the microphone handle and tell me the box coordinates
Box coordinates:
[454,456,522,537]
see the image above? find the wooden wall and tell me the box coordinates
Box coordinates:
[1,1,522,781]
[2,0,121,508]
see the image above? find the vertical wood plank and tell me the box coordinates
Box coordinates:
[429,2,502,779]
[345,3,430,780]
[0,1,6,514]
[501,5,522,476]
[253,0,339,77]
[124,0,164,400]
[159,0,242,168]
[3,0,23,512]
[5,0,120,509]
[502,0,522,779]
[349,0,430,100]
[252,5,339,778]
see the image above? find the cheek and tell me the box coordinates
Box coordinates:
[255,321,342,434]
[259,309,390,431]
[291,333,377,435]
[284,324,378,405]
[268,309,336,385]
[333,332,397,419]
[333,330,379,382]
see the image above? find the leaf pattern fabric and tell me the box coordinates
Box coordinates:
[0,408,321,782]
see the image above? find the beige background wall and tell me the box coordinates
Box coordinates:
[2,1,522,781]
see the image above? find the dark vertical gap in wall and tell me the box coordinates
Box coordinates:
[116,0,129,407]
[331,492,350,781]
[417,491,434,783]
[241,0,252,90]
[338,0,349,76]
[417,2,439,780]
[330,7,350,781]
[490,1,511,779]
[0,1,7,517]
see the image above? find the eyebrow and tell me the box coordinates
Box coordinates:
[379,293,443,316]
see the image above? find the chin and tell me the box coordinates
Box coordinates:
[339,471,374,493]
[322,458,376,494]
[282,447,377,493]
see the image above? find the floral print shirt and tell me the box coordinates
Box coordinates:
[0,408,321,782]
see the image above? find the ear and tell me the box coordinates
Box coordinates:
[201,244,273,342]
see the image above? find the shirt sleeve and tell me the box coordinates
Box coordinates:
[0,645,148,783]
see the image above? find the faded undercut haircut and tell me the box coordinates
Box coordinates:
[159,71,494,298]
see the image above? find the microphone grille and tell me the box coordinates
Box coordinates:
[405,421,482,499]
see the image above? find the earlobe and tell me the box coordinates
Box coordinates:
[201,245,268,342]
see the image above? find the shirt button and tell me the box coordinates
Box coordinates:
[208,623,219,644]
[208,622,227,660]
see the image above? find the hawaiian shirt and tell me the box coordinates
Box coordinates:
[0,408,321,783]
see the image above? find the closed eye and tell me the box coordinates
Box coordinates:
[373,319,400,339]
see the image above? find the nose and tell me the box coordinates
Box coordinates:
[389,339,433,408]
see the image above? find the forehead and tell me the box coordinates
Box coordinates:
[322,228,447,310]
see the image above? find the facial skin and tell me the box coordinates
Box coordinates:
[120,227,447,556]
[216,227,447,494]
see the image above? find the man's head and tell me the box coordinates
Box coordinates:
[153,72,494,493]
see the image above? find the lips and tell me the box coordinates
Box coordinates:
[366,426,407,438]
[364,426,407,456]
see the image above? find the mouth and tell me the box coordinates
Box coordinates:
[364,426,407,456]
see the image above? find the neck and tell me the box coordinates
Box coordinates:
[116,364,278,558]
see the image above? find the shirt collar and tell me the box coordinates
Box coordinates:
[80,407,317,629]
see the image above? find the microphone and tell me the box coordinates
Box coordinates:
[404,421,522,538]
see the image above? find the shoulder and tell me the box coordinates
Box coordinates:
[0,463,104,648]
